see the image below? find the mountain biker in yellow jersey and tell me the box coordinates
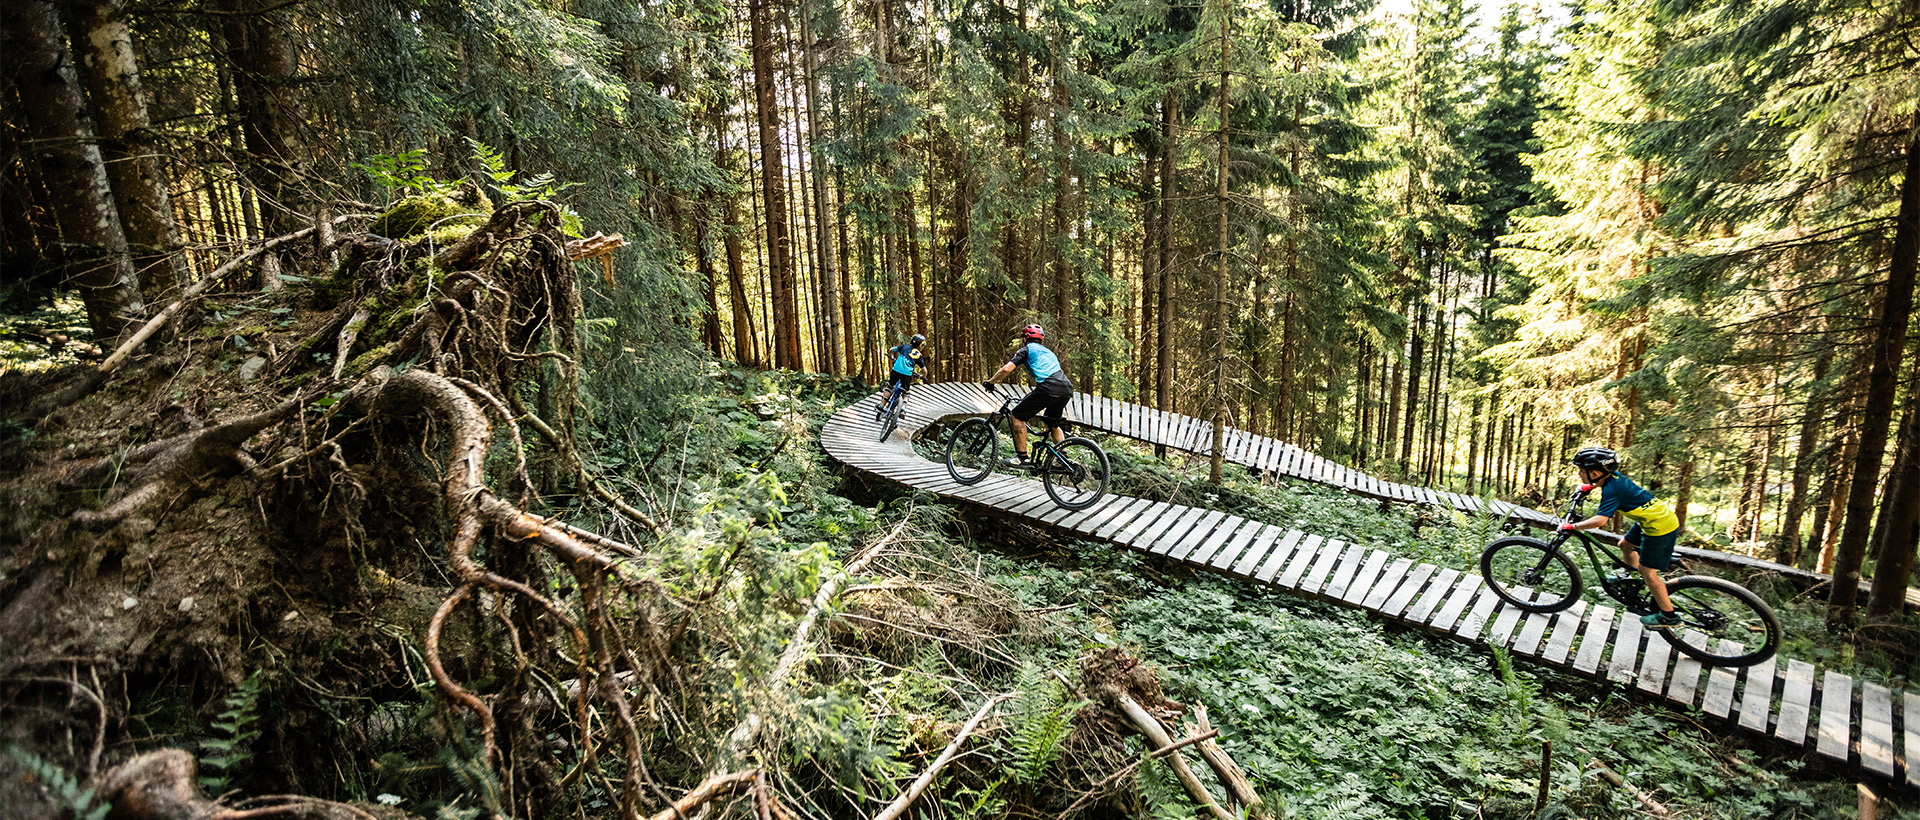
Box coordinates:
[1557,446,1686,628]
[982,324,1073,471]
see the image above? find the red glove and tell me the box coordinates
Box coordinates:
[1577,483,1595,493]
[1557,523,1579,532]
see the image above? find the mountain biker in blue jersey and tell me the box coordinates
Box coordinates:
[1557,446,1686,628]
[982,324,1073,471]
[886,334,928,397]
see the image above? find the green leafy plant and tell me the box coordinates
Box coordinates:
[198,672,265,793]
[1003,662,1080,786]
[353,150,455,198]
[6,745,110,820]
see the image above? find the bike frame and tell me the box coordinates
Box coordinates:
[980,388,1072,466]
[1532,488,1658,614]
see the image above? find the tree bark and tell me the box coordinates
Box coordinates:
[1865,378,1919,620]
[1775,348,1833,564]
[216,0,304,235]
[3,0,146,343]
[1157,93,1176,414]
[1829,108,1920,628]
[1209,7,1230,485]
[748,0,802,370]
[72,0,183,299]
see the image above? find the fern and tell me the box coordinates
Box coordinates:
[1003,662,1079,786]
[198,672,264,793]
[6,745,110,820]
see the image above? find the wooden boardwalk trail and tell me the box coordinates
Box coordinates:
[822,382,1914,787]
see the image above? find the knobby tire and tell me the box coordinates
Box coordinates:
[1042,436,1110,510]
[1656,575,1781,668]
[1479,536,1584,613]
[945,417,999,485]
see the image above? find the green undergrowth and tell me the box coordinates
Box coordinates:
[719,371,1906,818]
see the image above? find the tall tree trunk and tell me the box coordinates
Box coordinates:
[718,135,759,366]
[1819,422,1859,573]
[72,0,182,299]
[1775,348,1834,563]
[1674,445,1695,534]
[1865,373,1920,620]
[799,0,841,374]
[1400,297,1427,475]
[749,0,801,370]
[1209,6,1230,485]
[1139,154,1159,400]
[3,0,146,342]
[1829,109,1920,628]
[216,0,303,235]
[1156,93,1175,414]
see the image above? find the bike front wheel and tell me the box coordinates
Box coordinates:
[945,417,1000,484]
[1479,536,1584,613]
[1041,436,1110,510]
[1657,576,1781,667]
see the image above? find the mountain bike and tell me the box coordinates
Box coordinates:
[874,378,913,442]
[1479,486,1781,667]
[944,385,1111,510]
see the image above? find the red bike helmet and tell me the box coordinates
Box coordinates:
[1021,324,1045,342]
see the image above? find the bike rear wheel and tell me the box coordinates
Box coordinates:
[1656,576,1781,667]
[1479,536,1584,613]
[878,406,899,442]
[945,417,1000,484]
[1041,436,1110,510]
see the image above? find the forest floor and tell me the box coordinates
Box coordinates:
[1,279,1914,818]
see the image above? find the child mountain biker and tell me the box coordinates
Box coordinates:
[885,334,928,398]
[982,324,1073,470]
[1557,446,1686,628]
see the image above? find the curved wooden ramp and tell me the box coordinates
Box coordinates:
[821,382,1913,786]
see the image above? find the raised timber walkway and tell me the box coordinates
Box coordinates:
[821,381,1914,787]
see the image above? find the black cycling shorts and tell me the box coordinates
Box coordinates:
[1012,377,1073,430]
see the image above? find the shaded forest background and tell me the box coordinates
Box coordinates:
[6,0,1913,624]
[0,0,1917,816]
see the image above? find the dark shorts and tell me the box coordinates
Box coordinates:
[1624,525,1679,571]
[888,371,915,391]
[1012,378,1073,430]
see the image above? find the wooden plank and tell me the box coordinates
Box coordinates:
[1261,532,1320,583]
[1606,617,1644,684]
[1304,541,1361,596]
[1454,586,1502,641]
[1322,542,1371,600]
[1700,642,1742,718]
[1485,593,1530,647]
[1122,505,1197,552]
[1404,567,1461,624]
[1360,557,1414,611]
[1737,657,1779,733]
[1858,682,1894,778]
[1274,537,1336,591]
[1233,527,1294,577]
[1208,524,1278,574]
[1664,633,1707,708]
[1113,500,1176,546]
[1076,496,1144,539]
[1775,660,1816,744]
[1814,670,1852,762]
[1172,514,1245,562]
[1429,574,1485,631]
[1188,518,1261,566]
[1509,610,1551,656]
[1635,632,1671,694]
[1381,562,1437,617]
[1150,508,1221,556]
[1906,692,1920,788]
[1340,549,1392,605]
[1540,600,1589,665]
[1572,606,1616,674]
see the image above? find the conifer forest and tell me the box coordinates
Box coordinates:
[1,0,1917,815]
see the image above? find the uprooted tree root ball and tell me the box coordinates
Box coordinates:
[0,202,739,819]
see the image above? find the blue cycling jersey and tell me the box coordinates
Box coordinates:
[891,343,923,376]
[1009,342,1067,385]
